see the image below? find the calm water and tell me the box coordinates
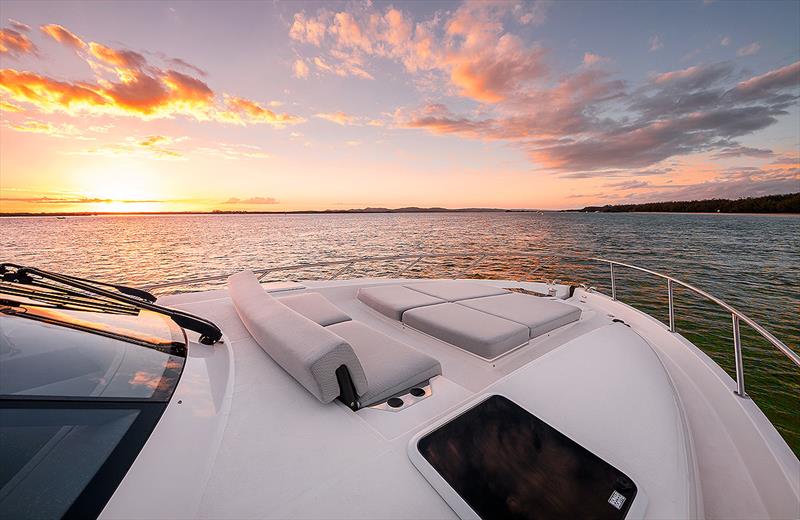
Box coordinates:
[2,212,799,452]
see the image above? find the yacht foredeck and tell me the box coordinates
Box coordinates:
[97,275,798,520]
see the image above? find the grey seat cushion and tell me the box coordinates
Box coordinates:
[457,293,582,338]
[327,321,442,406]
[357,285,444,320]
[228,271,368,403]
[402,303,529,360]
[277,292,351,326]
[405,281,509,302]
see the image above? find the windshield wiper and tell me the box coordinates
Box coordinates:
[0,264,222,344]
[0,283,139,315]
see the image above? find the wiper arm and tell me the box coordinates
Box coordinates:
[0,264,223,344]
[2,263,156,302]
[0,284,139,315]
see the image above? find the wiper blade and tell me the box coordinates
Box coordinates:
[2,263,156,302]
[0,284,138,315]
[0,264,223,344]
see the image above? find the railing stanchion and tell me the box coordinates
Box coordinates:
[732,313,748,398]
[668,279,676,332]
[610,262,616,300]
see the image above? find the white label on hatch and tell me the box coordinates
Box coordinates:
[608,490,626,510]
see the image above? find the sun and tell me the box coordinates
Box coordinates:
[77,164,168,212]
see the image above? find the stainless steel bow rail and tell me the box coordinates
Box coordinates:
[141,251,799,397]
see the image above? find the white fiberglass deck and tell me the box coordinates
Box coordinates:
[101,278,799,520]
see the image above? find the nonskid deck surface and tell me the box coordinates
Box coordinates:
[100,278,799,520]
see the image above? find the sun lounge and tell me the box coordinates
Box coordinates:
[357,285,445,320]
[404,280,509,301]
[228,271,441,407]
[457,292,581,338]
[357,280,582,359]
[403,303,529,359]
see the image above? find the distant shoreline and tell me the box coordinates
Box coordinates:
[1,192,797,217]
[1,209,797,217]
[1,208,542,217]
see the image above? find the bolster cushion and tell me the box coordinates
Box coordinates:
[228,271,368,403]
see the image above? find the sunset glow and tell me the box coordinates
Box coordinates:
[1,0,798,213]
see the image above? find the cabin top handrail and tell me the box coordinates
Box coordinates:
[139,250,797,371]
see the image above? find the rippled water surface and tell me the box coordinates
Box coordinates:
[3,212,798,452]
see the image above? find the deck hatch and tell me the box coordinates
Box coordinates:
[416,395,638,519]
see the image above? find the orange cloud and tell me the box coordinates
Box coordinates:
[2,24,302,127]
[0,28,37,57]
[0,69,108,112]
[222,96,304,126]
[314,111,356,125]
[89,42,146,69]
[293,59,310,78]
[40,24,86,50]
[289,3,547,102]
[5,118,90,139]
[0,99,22,112]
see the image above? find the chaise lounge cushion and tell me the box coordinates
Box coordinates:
[405,280,509,302]
[402,303,529,360]
[357,285,445,320]
[228,271,368,403]
[457,293,582,338]
[277,292,351,326]
[327,321,442,406]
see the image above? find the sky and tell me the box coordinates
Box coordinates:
[0,0,798,213]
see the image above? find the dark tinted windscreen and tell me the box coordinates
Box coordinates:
[417,395,637,520]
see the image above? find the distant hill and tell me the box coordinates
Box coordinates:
[579,192,799,214]
[0,207,539,217]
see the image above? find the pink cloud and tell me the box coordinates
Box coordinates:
[583,52,609,66]
[40,24,86,50]
[737,41,761,57]
[0,28,37,57]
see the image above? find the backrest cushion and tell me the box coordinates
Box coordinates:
[228,271,368,403]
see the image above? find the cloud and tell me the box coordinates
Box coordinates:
[729,60,799,101]
[70,135,271,161]
[315,111,356,125]
[737,42,761,57]
[1,196,113,204]
[0,99,22,111]
[5,118,93,139]
[583,52,609,66]
[1,24,303,127]
[712,146,774,159]
[401,58,799,173]
[513,1,550,26]
[195,143,271,159]
[160,55,207,77]
[224,196,279,204]
[40,24,86,50]
[312,55,373,79]
[89,42,147,69]
[649,35,663,51]
[72,135,185,160]
[622,166,799,203]
[0,28,38,57]
[293,58,309,78]
[221,96,304,126]
[289,2,547,101]
[8,19,31,33]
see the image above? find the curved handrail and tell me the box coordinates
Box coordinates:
[140,251,798,393]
